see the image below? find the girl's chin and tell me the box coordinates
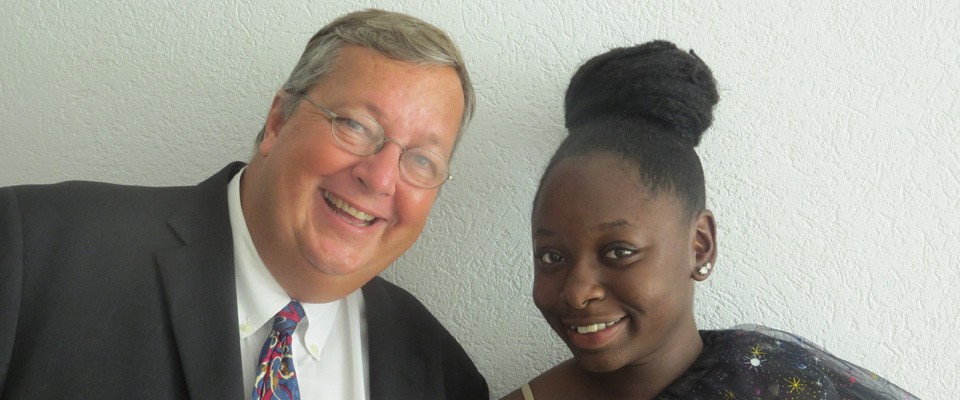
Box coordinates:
[571,353,626,374]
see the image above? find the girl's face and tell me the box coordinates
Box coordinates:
[531,153,713,372]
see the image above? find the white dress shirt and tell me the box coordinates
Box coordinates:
[228,169,369,399]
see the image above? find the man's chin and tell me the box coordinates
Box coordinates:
[305,254,367,278]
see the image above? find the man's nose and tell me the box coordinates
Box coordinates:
[353,139,403,196]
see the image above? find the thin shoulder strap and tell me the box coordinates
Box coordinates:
[520,382,535,400]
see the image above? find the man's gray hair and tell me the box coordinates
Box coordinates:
[256,9,475,154]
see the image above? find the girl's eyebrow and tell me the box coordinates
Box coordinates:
[593,219,631,232]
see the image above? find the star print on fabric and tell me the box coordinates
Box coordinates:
[786,377,804,393]
[743,343,766,371]
[745,356,763,370]
[669,327,918,399]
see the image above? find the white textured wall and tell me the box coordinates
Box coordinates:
[2,1,956,398]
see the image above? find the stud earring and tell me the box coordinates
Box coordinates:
[697,262,712,276]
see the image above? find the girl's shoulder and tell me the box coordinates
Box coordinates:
[680,324,917,399]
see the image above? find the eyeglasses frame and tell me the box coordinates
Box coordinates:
[295,91,453,189]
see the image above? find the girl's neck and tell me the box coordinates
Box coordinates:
[580,324,704,400]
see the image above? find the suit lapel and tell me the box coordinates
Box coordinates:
[363,277,426,399]
[156,163,246,399]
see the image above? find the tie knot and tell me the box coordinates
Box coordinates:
[272,301,305,334]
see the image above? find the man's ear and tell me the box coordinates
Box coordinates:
[259,91,289,156]
[691,209,717,281]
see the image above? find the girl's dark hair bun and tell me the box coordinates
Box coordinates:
[564,40,719,147]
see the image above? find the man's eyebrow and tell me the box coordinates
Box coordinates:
[362,101,385,119]
[361,101,444,147]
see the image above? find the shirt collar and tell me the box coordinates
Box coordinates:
[229,168,291,339]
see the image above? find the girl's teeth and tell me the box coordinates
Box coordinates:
[573,319,619,334]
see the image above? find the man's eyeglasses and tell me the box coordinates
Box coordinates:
[297,92,452,189]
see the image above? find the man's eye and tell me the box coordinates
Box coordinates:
[339,118,367,135]
[411,154,432,168]
[603,248,636,259]
[401,152,440,182]
[404,153,436,173]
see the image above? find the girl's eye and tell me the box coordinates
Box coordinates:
[603,247,636,259]
[538,251,564,265]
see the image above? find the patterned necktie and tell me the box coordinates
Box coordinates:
[252,301,306,400]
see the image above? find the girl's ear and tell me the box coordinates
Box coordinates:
[691,209,717,281]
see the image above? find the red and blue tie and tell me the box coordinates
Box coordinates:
[252,301,305,400]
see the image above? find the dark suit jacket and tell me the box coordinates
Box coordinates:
[0,163,488,399]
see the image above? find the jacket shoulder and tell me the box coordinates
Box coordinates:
[363,276,489,399]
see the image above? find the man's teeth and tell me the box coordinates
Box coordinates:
[324,192,375,222]
[572,319,620,334]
